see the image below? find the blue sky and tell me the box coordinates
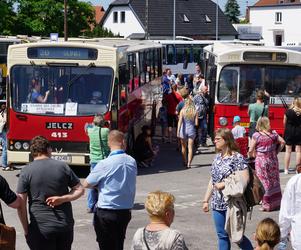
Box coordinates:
[83,0,258,16]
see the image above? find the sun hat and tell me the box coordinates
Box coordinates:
[233,115,241,124]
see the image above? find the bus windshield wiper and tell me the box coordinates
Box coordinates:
[279,95,289,110]
[66,63,95,100]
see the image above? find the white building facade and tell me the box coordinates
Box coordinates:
[102,6,145,38]
[249,4,301,46]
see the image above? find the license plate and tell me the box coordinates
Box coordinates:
[239,122,250,127]
[51,155,71,163]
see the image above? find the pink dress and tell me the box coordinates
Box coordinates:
[253,131,281,211]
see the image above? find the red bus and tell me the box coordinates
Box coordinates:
[7,38,162,165]
[203,42,301,137]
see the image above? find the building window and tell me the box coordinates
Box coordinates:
[113,11,118,23]
[205,15,212,23]
[120,11,125,23]
[183,14,190,23]
[275,12,282,24]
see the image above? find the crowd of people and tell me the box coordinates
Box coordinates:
[0,65,301,250]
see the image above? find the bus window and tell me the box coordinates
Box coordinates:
[139,52,146,86]
[219,64,301,105]
[192,45,204,63]
[11,65,113,115]
[128,54,134,92]
[218,67,239,103]
[175,45,191,64]
[119,64,128,107]
[166,45,175,64]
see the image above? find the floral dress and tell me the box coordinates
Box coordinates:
[252,131,281,211]
[211,152,248,211]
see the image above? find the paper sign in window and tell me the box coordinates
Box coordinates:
[65,102,78,116]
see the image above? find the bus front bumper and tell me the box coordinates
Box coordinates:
[7,150,90,166]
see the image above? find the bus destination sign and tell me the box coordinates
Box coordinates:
[27,47,98,60]
[243,52,287,62]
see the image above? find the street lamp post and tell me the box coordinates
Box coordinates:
[64,0,68,41]
[216,0,219,40]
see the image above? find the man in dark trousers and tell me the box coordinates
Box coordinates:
[84,130,137,250]
[17,136,84,250]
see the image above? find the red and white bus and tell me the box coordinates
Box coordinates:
[203,42,301,137]
[7,38,162,165]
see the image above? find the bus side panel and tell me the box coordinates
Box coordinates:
[7,110,93,142]
[214,104,286,137]
[214,104,249,132]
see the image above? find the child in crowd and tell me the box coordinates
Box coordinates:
[158,99,168,142]
[232,115,248,157]
[231,115,246,139]
[254,218,280,250]
[134,125,158,168]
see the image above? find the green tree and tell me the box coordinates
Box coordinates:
[87,26,118,38]
[15,0,94,37]
[0,0,17,35]
[224,0,241,24]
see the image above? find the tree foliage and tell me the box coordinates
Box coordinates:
[0,0,17,35]
[0,0,117,38]
[224,0,241,24]
[15,0,95,37]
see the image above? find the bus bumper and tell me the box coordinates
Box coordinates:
[7,150,90,166]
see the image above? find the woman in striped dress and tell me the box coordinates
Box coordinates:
[249,117,285,211]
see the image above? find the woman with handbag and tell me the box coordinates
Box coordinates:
[131,191,188,250]
[248,117,285,212]
[202,128,253,250]
[85,114,110,213]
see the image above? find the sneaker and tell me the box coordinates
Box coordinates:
[284,170,289,175]
[2,167,11,171]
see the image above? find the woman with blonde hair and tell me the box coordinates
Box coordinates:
[249,117,285,211]
[131,191,188,250]
[203,128,253,250]
[254,218,280,250]
[177,97,198,168]
[283,97,301,174]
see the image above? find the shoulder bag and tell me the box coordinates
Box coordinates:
[0,202,16,250]
[99,127,109,159]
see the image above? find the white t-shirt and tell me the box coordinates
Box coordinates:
[231,125,246,139]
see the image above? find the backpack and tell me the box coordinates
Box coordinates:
[244,157,265,219]
[194,95,208,119]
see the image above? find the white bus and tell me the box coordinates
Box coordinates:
[7,38,162,165]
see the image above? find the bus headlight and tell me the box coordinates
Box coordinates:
[23,142,29,150]
[219,117,228,126]
[14,142,22,150]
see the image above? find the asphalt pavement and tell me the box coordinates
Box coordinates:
[1,137,294,250]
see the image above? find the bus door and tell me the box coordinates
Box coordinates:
[216,66,246,130]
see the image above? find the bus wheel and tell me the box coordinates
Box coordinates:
[126,128,135,157]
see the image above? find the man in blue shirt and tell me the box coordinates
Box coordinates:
[83,130,137,250]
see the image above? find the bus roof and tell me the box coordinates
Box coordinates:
[33,38,162,51]
[204,42,301,65]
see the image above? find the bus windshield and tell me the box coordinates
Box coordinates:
[11,66,113,116]
[218,64,301,104]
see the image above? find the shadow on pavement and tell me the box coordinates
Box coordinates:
[137,138,215,176]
